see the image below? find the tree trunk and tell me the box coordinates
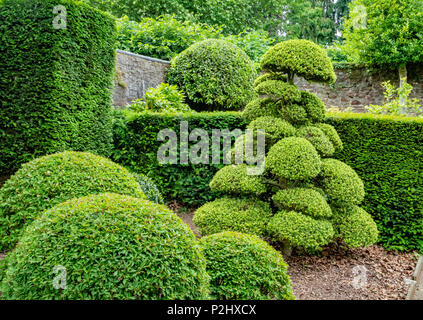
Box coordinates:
[399,65,408,113]
[281,240,293,256]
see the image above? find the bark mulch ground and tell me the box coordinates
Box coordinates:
[171,203,418,300]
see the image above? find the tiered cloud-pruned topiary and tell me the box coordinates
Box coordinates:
[194,39,378,253]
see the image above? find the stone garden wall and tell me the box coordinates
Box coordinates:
[112,50,423,111]
[113,50,169,108]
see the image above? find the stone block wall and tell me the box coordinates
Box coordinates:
[113,50,170,108]
[295,64,423,112]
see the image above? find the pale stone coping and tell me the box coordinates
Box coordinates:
[116,49,170,65]
[407,255,423,300]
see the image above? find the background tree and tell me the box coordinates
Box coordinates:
[343,0,423,100]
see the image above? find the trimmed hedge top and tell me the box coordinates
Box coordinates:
[0,151,145,251]
[260,39,336,84]
[166,39,257,111]
[0,193,209,299]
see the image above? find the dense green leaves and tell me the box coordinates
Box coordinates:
[167,39,257,111]
[0,151,145,251]
[0,0,116,175]
[199,232,294,300]
[0,193,209,299]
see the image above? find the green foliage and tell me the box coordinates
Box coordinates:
[254,73,288,88]
[84,0,286,36]
[0,0,116,175]
[331,205,379,247]
[166,39,257,111]
[193,197,273,236]
[300,91,327,123]
[111,110,247,206]
[297,126,335,157]
[318,158,365,205]
[266,137,322,180]
[0,151,145,251]
[314,123,343,151]
[199,231,294,300]
[366,80,422,117]
[267,211,335,252]
[279,103,309,125]
[0,193,209,299]
[326,112,423,251]
[343,0,423,70]
[255,80,302,104]
[273,188,333,219]
[116,15,222,61]
[242,98,281,123]
[260,40,336,84]
[247,116,297,144]
[129,83,192,113]
[131,173,164,204]
[209,165,267,196]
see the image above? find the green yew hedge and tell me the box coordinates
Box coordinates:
[112,110,423,252]
[0,0,116,175]
[326,113,423,252]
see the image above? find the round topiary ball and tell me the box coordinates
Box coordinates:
[297,126,335,157]
[0,193,209,300]
[299,91,326,123]
[331,205,378,248]
[242,98,280,123]
[247,116,297,144]
[199,231,294,300]
[267,210,335,252]
[318,158,365,205]
[266,137,322,180]
[254,72,288,89]
[0,151,146,251]
[193,197,273,237]
[260,39,336,84]
[166,39,257,111]
[314,123,343,152]
[273,187,332,219]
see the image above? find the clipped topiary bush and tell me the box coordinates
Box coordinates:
[318,158,365,205]
[166,39,257,111]
[131,173,164,204]
[200,39,377,254]
[0,0,116,175]
[0,193,209,299]
[0,151,145,251]
[193,197,272,237]
[266,137,322,180]
[273,188,332,219]
[199,231,294,300]
[331,205,379,248]
[267,211,335,253]
[209,165,267,196]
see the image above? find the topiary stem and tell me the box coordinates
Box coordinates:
[281,240,293,256]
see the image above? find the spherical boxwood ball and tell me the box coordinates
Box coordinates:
[267,210,335,252]
[247,116,297,144]
[318,158,365,205]
[297,126,335,157]
[273,187,332,219]
[166,39,257,111]
[299,91,326,123]
[255,80,301,105]
[0,151,145,251]
[314,123,343,152]
[254,72,288,89]
[260,39,336,84]
[193,197,273,236]
[0,193,209,300]
[266,137,322,180]
[242,98,280,123]
[199,231,295,300]
[332,205,378,248]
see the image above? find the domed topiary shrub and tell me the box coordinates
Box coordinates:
[201,39,377,254]
[131,173,164,204]
[0,193,209,300]
[193,197,272,236]
[266,137,321,180]
[199,231,294,300]
[0,151,145,251]
[166,39,257,111]
[331,205,379,248]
